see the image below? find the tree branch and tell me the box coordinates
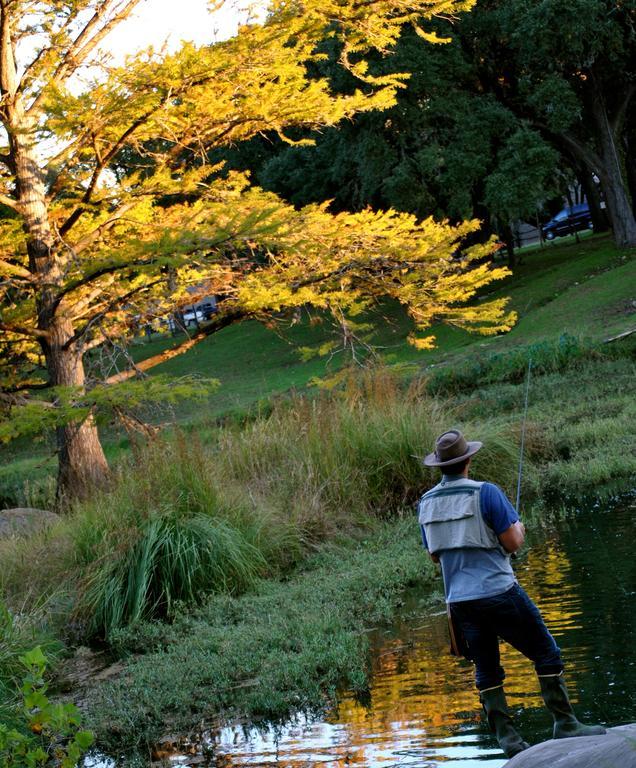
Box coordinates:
[105,308,245,383]
[0,192,19,212]
[60,201,136,255]
[27,0,145,116]
[0,258,33,280]
[63,277,165,350]
[0,320,50,339]
[612,83,636,136]
[2,378,51,394]
[58,97,174,236]
[534,122,603,173]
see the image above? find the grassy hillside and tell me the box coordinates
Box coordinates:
[0,233,634,507]
[128,233,636,419]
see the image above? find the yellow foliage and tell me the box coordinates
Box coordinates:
[1,0,515,402]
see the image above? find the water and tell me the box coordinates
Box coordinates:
[89,494,636,766]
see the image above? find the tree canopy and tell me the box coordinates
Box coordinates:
[0,0,516,501]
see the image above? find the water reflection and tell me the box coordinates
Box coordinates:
[85,496,635,767]
[208,498,634,768]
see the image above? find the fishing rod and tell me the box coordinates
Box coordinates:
[515,358,533,516]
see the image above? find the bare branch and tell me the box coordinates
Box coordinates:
[0,391,55,408]
[0,191,19,211]
[26,1,145,116]
[60,201,136,255]
[63,277,165,350]
[106,308,245,383]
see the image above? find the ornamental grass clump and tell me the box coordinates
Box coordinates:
[72,438,297,639]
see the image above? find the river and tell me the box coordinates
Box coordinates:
[88,493,636,767]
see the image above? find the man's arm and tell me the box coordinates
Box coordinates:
[498,521,525,553]
[481,482,525,554]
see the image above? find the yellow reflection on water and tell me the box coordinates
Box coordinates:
[213,533,588,767]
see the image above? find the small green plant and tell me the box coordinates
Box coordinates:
[425,334,606,396]
[0,646,93,767]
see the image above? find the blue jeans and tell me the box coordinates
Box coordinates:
[450,583,563,690]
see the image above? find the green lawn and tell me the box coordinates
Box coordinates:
[140,233,635,418]
[1,233,634,506]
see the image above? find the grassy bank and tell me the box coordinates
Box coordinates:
[87,520,437,762]
[0,234,634,763]
[0,373,526,637]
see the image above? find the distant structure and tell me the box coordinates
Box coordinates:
[168,295,218,333]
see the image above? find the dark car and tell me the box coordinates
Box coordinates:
[542,203,594,240]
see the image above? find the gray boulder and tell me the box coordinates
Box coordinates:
[505,724,636,767]
[0,508,60,539]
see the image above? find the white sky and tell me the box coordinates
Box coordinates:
[99,0,260,62]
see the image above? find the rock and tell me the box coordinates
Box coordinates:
[505,724,636,767]
[0,508,60,539]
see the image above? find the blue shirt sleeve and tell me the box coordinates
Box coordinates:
[480,482,519,534]
[420,523,429,549]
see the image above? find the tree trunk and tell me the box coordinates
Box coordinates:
[10,102,109,503]
[592,93,636,247]
[577,165,608,233]
[44,318,110,503]
[500,221,516,267]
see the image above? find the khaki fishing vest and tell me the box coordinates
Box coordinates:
[418,478,506,556]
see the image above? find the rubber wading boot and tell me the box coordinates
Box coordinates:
[538,673,606,739]
[480,685,530,758]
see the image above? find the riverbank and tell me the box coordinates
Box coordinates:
[0,235,634,764]
[1,341,634,764]
[86,519,439,762]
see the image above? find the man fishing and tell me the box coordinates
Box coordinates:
[418,429,605,758]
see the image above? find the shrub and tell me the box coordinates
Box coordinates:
[0,602,62,729]
[0,645,93,767]
[424,334,608,396]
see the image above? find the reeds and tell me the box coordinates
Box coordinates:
[1,368,526,640]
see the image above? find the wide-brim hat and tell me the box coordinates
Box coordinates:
[422,429,483,467]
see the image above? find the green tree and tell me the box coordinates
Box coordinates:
[254,24,560,251]
[463,0,636,246]
[0,0,515,503]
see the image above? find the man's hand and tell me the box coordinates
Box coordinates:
[429,552,440,564]
[498,521,525,554]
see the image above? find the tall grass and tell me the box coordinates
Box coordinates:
[424,334,612,396]
[216,371,447,539]
[0,368,527,640]
[71,438,298,639]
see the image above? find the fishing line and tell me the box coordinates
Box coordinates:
[515,358,532,516]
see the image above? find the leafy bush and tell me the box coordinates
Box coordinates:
[0,646,93,768]
[0,603,62,728]
[425,334,607,396]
